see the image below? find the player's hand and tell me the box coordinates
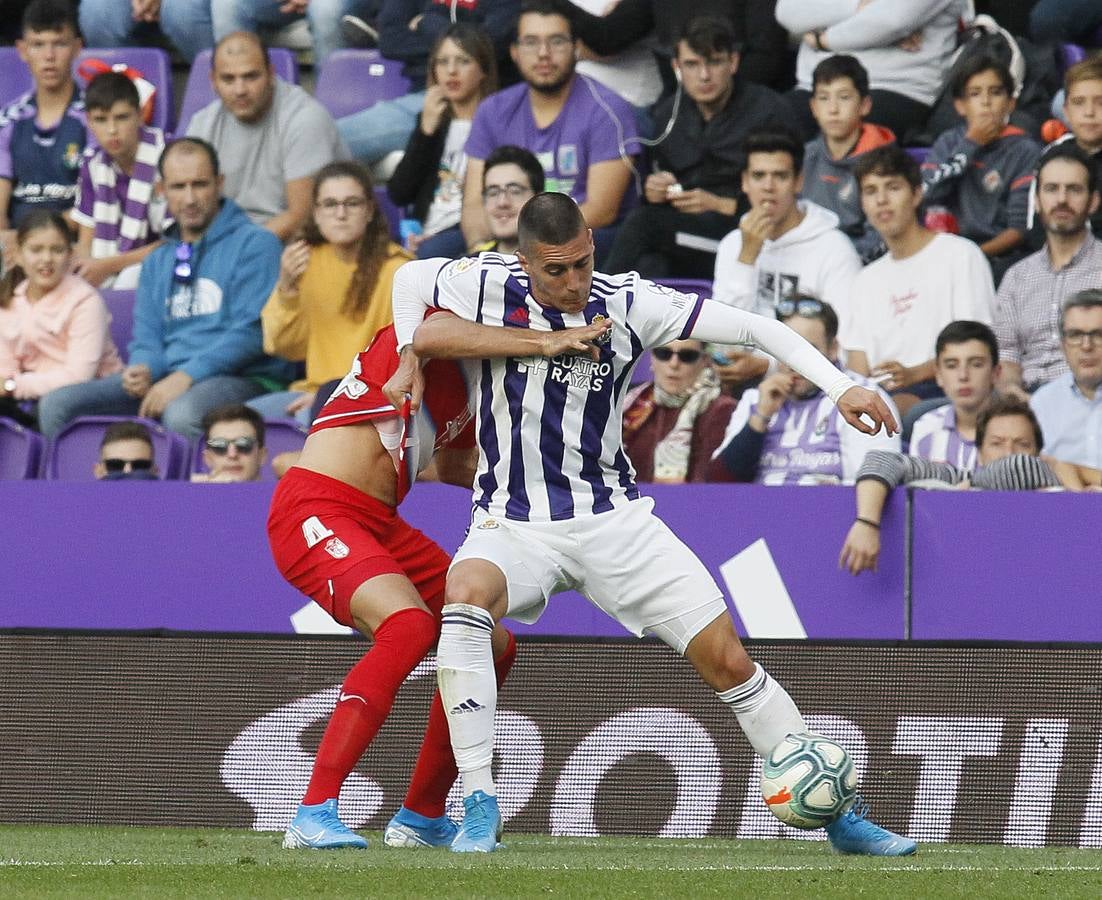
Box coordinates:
[837,385,899,436]
[839,520,880,575]
[384,345,425,413]
[420,85,449,135]
[139,370,193,418]
[756,371,795,418]
[713,352,769,391]
[121,364,152,398]
[869,359,914,392]
[670,188,717,215]
[277,240,310,294]
[540,319,612,360]
[644,171,677,204]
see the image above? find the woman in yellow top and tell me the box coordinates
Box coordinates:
[249,161,413,425]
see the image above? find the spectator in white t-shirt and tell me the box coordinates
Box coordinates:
[845,144,994,417]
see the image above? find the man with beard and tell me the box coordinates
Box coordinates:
[708,296,899,484]
[459,1,638,259]
[995,143,1102,401]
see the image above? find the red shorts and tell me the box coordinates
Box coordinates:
[267,467,451,628]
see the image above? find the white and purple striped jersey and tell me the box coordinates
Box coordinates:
[429,253,705,521]
[714,371,900,485]
[908,404,977,471]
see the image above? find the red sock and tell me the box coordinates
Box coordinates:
[302,607,437,806]
[403,630,517,818]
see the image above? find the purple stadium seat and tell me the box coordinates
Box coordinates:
[177,47,300,134]
[0,47,33,107]
[76,47,174,132]
[0,417,45,479]
[374,185,403,240]
[1061,44,1088,71]
[0,47,173,131]
[101,289,136,360]
[315,50,411,120]
[905,146,930,164]
[654,278,714,298]
[46,416,190,480]
[192,417,307,482]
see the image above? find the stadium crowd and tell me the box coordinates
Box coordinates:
[1,0,1101,495]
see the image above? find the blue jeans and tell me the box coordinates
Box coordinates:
[1031,0,1102,43]
[78,0,214,62]
[213,0,366,68]
[38,373,267,439]
[338,91,425,165]
[416,225,467,259]
[246,390,313,427]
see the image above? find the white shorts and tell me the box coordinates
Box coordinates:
[451,497,727,655]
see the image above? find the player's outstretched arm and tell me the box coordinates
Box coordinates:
[412,311,611,361]
[688,300,899,436]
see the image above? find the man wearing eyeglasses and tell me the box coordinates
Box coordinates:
[459,1,638,258]
[709,297,899,485]
[472,145,544,255]
[193,403,266,482]
[1030,290,1102,469]
[93,421,159,480]
[37,137,295,440]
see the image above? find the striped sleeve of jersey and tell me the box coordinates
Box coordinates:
[856,450,968,489]
[971,455,1060,491]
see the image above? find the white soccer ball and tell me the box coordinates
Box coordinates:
[760,732,858,830]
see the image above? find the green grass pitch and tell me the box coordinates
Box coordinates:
[1,826,1101,898]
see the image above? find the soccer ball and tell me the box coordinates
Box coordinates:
[760,732,858,830]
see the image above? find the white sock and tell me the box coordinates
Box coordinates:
[437,603,497,797]
[717,663,807,757]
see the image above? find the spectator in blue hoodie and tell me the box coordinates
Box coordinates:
[38,138,294,438]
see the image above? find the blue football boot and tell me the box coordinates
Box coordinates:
[282,799,368,849]
[450,790,503,853]
[384,806,459,848]
[825,798,917,856]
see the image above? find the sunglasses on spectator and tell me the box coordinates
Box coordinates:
[482,183,532,201]
[103,458,154,473]
[205,437,258,455]
[1061,328,1102,347]
[315,197,369,214]
[775,297,825,319]
[174,242,194,284]
[652,347,703,364]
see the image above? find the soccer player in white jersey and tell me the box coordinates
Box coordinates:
[387,192,915,856]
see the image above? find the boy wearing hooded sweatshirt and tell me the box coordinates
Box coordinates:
[712,129,862,388]
[801,55,895,264]
[921,55,1040,275]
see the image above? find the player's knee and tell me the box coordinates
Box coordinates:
[444,567,505,618]
[376,606,438,658]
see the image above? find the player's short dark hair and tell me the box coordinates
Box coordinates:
[85,71,141,114]
[935,321,999,366]
[517,192,587,252]
[201,404,266,447]
[518,0,572,38]
[853,144,922,190]
[742,129,805,176]
[22,0,78,35]
[976,396,1043,453]
[100,421,153,451]
[483,145,545,194]
[1036,141,1099,196]
[952,54,1014,99]
[1061,288,1102,331]
[678,16,738,59]
[159,136,220,178]
[776,295,839,344]
[812,54,869,97]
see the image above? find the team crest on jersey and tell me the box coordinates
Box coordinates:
[815,416,829,437]
[64,143,81,169]
[447,256,478,278]
[590,314,613,345]
[982,169,1002,193]
[324,537,350,559]
[477,518,500,530]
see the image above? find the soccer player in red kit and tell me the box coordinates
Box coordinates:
[270,313,608,849]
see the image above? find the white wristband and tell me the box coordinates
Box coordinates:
[826,375,859,405]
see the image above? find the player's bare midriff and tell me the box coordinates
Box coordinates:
[293,420,399,507]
